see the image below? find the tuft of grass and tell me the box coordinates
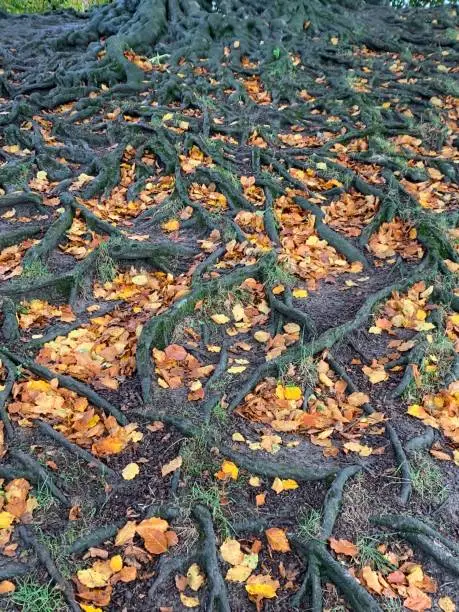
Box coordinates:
[356,536,397,573]
[382,598,404,612]
[10,577,65,612]
[22,260,49,279]
[182,435,216,479]
[297,508,322,541]
[1,0,107,13]
[410,452,448,503]
[189,482,232,537]
[212,401,228,424]
[95,242,117,283]
[34,482,57,513]
[262,262,296,289]
[37,526,83,579]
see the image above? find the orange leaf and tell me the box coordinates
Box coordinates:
[329,538,359,557]
[265,528,290,552]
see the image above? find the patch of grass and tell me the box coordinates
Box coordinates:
[37,525,83,579]
[22,260,49,279]
[382,598,404,612]
[297,508,322,541]
[95,242,117,283]
[189,482,232,537]
[34,482,57,513]
[212,401,228,424]
[262,262,296,289]
[1,0,107,13]
[356,536,397,573]
[10,577,65,612]
[410,452,448,503]
[182,435,216,479]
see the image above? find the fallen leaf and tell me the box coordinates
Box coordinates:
[265,528,290,552]
[187,564,205,591]
[271,478,298,494]
[329,538,359,557]
[161,456,183,477]
[0,580,15,595]
[362,565,383,594]
[180,593,199,608]
[122,463,140,480]
[211,314,230,324]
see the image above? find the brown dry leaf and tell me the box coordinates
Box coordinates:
[362,565,383,594]
[329,538,359,557]
[115,521,137,546]
[161,455,183,477]
[404,585,432,611]
[265,528,290,552]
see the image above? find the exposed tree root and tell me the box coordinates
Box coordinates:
[18,525,80,612]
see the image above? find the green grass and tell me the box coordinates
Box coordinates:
[356,536,398,573]
[189,482,233,537]
[22,260,49,279]
[410,452,448,503]
[297,508,322,541]
[10,577,65,612]
[0,0,107,13]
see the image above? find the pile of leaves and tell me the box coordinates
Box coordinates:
[8,378,142,456]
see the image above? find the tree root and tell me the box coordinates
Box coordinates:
[0,353,16,439]
[405,427,436,454]
[220,445,338,481]
[17,525,80,612]
[68,521,125,556]
[0,562,31,581]
[10,449,70,507]
[35,420,118,481]
[291,538,381,612]
[192,504,231,612]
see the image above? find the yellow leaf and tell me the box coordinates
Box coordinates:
[368,326,382,335]
[245,574,279,600]
[228,365,246,374]
[249,476,261,487]
[131,274,149,286]
[80,606,103,612]
[215,460,238,481]
[180,593,200,608]
[284,386,302,401]
[162,113,174,121]
[161,455,183,477]
[220,539,244,565]
[187,563,205,591]
[292,288,308,298]
[254,330,270,343]
[115,521,137,546]
[77,568,108,588]
[330,36,339,45]
[162,219,179,232]
[232,303,245,321]
[271,478,298,494]
[0,512,15,529]
[122,463,140,480]
[211,314,230,324]
[232,432,245,442]
[439,596,456,612]
[226,565,253,582]
[343,441,373,457]
[362,365,388,384]
[109,555,123,573]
